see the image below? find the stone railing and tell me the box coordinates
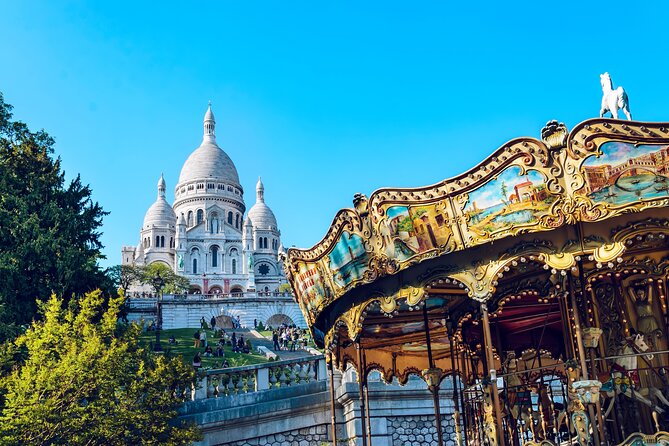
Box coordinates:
[127,292,294,301]
[192,354,326,400]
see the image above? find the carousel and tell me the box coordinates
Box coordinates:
[282,86,669,445]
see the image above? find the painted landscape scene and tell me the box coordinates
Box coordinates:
[381,204,452,261]
[329,231,369,287]
[583,142,669,205]
[464,166,552,234]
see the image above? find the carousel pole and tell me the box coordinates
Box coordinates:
[355,340,369,446]
[577,260,608,446]
[480,303,506,446]
[328,351,339,446]
[448,332,463,446]
[422,303,445,446]
[362,350,372,445]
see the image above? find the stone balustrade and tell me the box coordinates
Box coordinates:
[192,355,326,400]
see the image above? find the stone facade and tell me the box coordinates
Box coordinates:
[220,425,329,446]
[387,415,456,446]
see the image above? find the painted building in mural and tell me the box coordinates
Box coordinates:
[121,105,287,295]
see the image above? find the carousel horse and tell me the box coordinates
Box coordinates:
[599,72,632,120]
[601,333,669,419]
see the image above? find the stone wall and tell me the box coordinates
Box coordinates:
[387,415,456,446]
[220,425,329,446]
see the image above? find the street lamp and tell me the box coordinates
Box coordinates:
[152,273,165,352]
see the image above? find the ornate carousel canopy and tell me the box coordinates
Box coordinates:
[283,117,669,446]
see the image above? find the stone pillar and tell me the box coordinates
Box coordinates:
[256,367,270,391]
[193,376,208,400]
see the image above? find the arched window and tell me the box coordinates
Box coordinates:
[264,237,268,249]
[187,211,193,226]
[235,214,239,229]
[160,236,165,247]
[196,209,204,225]
[170,237,173,248]
[258,237,262,248]
[193,258,198,274]
[227,211,233,224]
[211,246,218,268]
[232,259,236,274]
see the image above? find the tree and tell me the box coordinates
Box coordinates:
[500,181,509,205]
[141,263,190,295]
[0,92,110,339]
[107,264,144,291]
[0,290,201,445]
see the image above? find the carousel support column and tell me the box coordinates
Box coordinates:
[449,333,463,446]
[578,261,608,446]
[328,351,339,446]
[362,350,372,445]
[569,272,602,446]
[422,303,445,446]
[481,303,506,446]
[355,340,369,446]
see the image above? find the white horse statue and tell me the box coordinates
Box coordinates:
[602,333,669,422]
[600,72,632,120]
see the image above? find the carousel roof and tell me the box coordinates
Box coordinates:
[283,118,669,380]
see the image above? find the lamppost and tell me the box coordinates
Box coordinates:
[152,273,165,352]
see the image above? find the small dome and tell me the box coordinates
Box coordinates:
[143,175,177,228]
[177,104,241,187]
[247,176,277,230]
[248,202,277,230]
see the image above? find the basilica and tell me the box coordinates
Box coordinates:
[122,105,287,295]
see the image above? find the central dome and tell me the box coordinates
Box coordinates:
[177,104,241,187]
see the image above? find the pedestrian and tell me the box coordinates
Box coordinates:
[231,332,237,352]
[200,330,207,348]
[192,353,202,370]
[193,330,201,348]
[254,318,257,328]
[210,316,216,329]
[200,316,207,329]
[272,330,280,351]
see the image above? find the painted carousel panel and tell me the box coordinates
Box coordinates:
[461,166,555,238]
[379,203,454,262]
[581,141,669,206]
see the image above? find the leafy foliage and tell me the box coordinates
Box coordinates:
[396,216,414,233]
[140,263,190,294]
[0,290,201,445]
[0,92,110,340]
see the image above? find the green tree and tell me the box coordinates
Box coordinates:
[0,290,201,445]
[107,264,144,291]
[141,263,190,295]
[0,92,110,339]
[500,181,509,205]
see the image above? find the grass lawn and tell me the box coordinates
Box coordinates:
[257,330,273,338]
[139,328,268,369]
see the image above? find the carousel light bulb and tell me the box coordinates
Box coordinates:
[575,256,582,261]
[551,269,557,274]
[543,264,550,270]
[617,257,623,263]
[588,255,594,261]
[596,262,603,269]
[561,270,567,276]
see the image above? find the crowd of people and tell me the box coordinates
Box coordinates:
[271,325,308,351]
[191,323,251,371]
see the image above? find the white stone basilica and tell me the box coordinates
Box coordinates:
[122,105,287,295]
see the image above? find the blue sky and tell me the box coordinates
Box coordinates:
[2,2,669,267]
